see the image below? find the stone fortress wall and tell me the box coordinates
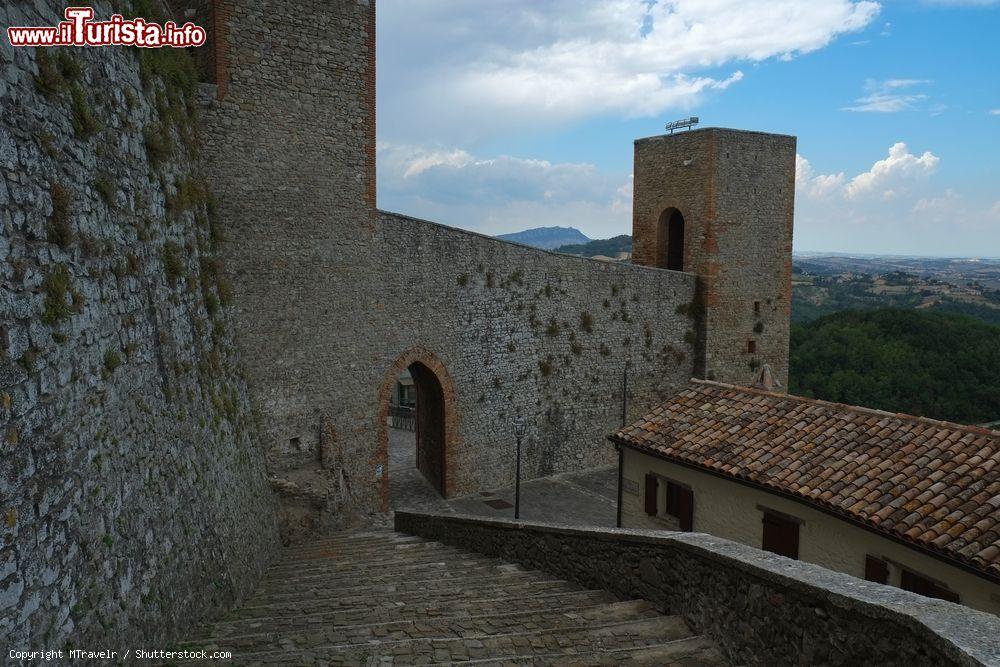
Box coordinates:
[197,0,795,539]
[375,212,699,500]
[1,0,796,648]
[1,0,278,650]
[197,0,781,539]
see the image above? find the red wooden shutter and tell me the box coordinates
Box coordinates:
[864,556,889,584]
[678,487,694,532]
[644,473,658,516]
[762,512,799,559]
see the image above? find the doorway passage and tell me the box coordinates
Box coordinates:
[388,362,446,496]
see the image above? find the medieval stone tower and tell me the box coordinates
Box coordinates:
[631,129,796,386]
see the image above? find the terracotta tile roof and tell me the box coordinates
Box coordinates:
[611,379,1000,581]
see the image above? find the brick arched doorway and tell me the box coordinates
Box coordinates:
[376,347,458,511]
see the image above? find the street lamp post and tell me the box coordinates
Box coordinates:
[512,416,526,520]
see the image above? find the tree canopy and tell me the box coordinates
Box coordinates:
[789,309,1000,425]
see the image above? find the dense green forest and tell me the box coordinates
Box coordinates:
[789,309,1000,425]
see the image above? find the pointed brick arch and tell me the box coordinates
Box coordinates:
[376,346,459,512]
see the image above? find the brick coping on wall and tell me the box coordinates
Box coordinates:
[394,511,1000,667]
[378,210,695,278]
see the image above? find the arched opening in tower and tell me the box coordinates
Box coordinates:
[386,361,448,500]
[657,208,685,271]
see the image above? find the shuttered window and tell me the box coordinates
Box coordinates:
[665,482,681,516]
[644,473,658,516]
[644,473,694,531]
[864,556,889,584]
[761,511,799,559]
[676,486,693,531]
[900,569,960,604]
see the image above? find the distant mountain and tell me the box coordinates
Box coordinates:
[556,235,632,258]
[497,226,590,250]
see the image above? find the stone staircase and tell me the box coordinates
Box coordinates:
[183,529,727,666]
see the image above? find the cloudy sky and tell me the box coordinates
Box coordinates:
[376,1,1000,256]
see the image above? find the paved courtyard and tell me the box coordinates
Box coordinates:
[388,427,618,526]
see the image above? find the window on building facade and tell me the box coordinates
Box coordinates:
[864,555,889,584]
[644,473,693,531]
[664,481,694,531]
[644,473,658,516]
[900,569,960,604]
[761,511,800,559]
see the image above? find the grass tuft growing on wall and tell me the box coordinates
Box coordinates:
[94,175,116,208]
[144,124,172,166]
[47,183,75,248]
[34,49,81,97]
[70,84,101,138]
[162,242,185,285]
[41,265,78,325]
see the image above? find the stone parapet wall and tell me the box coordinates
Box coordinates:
[395,511,1000,667]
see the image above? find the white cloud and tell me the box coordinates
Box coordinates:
[844,79,931,113]
[794,146,1000,254]
[990,109,1000,115]
[378,143,633,237]
[845,143,939,198]
[399,148,473,178]
[379,1,881,141]
[796,143,939,202]
[796,155,846,198]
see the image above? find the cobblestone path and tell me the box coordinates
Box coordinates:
[182,529,726,666]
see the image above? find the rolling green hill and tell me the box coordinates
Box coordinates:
[556,235,632,257]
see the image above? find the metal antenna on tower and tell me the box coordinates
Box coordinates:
[665,117,700,134]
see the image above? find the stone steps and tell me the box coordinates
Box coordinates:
[223,613,693,664]
[250,570,565,606]
[181,529,728,666]
[195,598,654,644]
[258,554,516,585]
[235,574,582,611]
[207,589,619,632]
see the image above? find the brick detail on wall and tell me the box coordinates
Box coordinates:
[212,0,233,100]
[632,128,795,387]
[363,0,376,213]
[375,346,460,509]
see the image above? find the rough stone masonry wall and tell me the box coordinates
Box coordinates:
[376,213,698,500]
[395,512,1000,667]
[197,0,701,539]
[197,0,381,538]
[0,0,278,649]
